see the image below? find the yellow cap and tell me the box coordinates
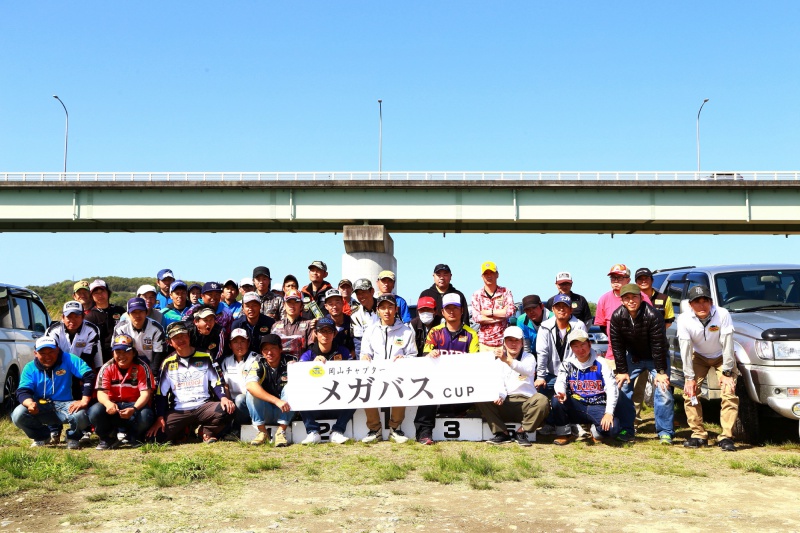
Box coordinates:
[481,261,498,273]
[73,280,90,293]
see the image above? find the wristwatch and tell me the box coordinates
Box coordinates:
[721,369,733,377]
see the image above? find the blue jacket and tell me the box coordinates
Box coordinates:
[17,351,94,403]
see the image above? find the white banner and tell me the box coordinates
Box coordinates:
[286,353,501,411]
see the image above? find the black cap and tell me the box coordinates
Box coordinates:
[522,295,542,310]
[688,285,712,302]
[259,333,283,347]
[434,264,451,274]
[635,268,653,280]
[253,266,271,279]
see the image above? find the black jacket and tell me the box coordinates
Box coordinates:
[419,284,469,326]
[609,302,668,374]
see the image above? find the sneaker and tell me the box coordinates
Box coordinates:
[250,431,269,446]
[417,436,435,446]
[49,430,61,445]
[717,438,737,452]
[514,431,532,447]
[388,428,409,444]
[66,439,80,450]
[615,430,634,443]
[362,429,383,443]
[117,431,129,445]
[486,432,513,445]
[329,431,349,444]
[79,431,92,445]
[273,428,288,448]
[202,434,218,444]
[659,434,673,446]
[538,424,556,435]
[571,424,589,439]
[301,431,321,445]
[553,434,576,446]
[31,440,48,448]
[95,439,117,451]
[683,437,708,449]
[589,424,604,443]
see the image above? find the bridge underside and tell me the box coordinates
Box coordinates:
[2,180,799,234]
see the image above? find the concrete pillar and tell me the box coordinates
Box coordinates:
[341,225,398,289]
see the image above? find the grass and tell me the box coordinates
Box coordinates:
[0,448,94,495]
[141,455,224,487]
[245,457,282,473]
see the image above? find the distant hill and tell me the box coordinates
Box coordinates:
[29,277,202,319]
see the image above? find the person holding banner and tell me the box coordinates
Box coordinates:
[478,326,549,447]
[360,294,417,443]
[298,317,354,444]
[415,293,480,445]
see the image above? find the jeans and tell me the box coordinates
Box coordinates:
[301,409,355,434]
[245,389,294,426]
[537,372,558,399]
[620,353,675,438]
[233,394,253,425]
[87,401,155,442]
[12,401,90,442]
[550,393,635,438]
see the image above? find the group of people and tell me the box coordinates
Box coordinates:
[12,260,741,452]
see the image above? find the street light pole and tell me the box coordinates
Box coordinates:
[696,98,709,173]
[53,95,69,178]
[378,99,383,178]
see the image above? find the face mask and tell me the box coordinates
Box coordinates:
[419,312,435,325]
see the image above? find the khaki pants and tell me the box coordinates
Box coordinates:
[365,407,405,432]
[682,354,739,440]
[478,393,550,434]
[632,371,650,421]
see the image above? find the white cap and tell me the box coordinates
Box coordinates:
[243,292,261,305]
[442,293,461,307]
[555,272,573,283]
[137,284,157,296]
[567,329,590,344]
[503,326,523,340]
[89,279,108,292]
[239,277,254,288]
[230,328,249,340]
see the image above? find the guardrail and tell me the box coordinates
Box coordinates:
[2,171,800,182]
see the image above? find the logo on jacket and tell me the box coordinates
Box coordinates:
[56,369,67,376]
[708,325,720,332]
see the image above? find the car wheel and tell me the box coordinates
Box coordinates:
[732,378,763,445]
[1,367,19,415]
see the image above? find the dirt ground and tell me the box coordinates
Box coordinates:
[2,447,799,533]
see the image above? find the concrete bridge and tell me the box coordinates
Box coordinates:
[2,171,800,234]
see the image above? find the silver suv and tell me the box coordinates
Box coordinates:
[0,284,51,413]
[653,265,800,444]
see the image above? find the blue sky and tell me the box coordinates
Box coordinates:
[2,2,799,303]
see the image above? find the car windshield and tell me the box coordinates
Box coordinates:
[714,269,800,312]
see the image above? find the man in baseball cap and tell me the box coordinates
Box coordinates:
[534,294,586,400]
[231,292,277,355]
[472,261,516,352]
[419,263,470,326]
[545,272,593,329]
[252,266,284,320]
[269,289,313,360]
[301,261,333,320]
[518,295,549,354]
[245,333,295,447]
[376,270,412,323]
[72,280,93,314]
[351,279,379,358]
[593,264,651,369]
[155,269,175,310]
[86,279,126,364]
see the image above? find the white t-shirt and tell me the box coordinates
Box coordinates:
[677,305,734,359]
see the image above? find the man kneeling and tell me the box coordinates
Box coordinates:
[478,326,550,446]
[550,329,635,445]
[245,334,295,447]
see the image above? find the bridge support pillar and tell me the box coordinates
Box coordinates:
[341,225,397,289]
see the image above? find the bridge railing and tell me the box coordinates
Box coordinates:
[2,171,799,182]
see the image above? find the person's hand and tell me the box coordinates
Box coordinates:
[615,373,630,389]
[105,403,119,416]
[360,354,371,361]
[275,399,291,413]
[494,397,504,406]
[428,349,440,359]
[68,399,88,414]
[25,402,39,415]
[118,407,135,420]
[392,354,404,362]
[315,355,328,363]
[655,373,670,392]
[146,417,165,438]
[600,413,614,432]
[220,396,235,414]
[534,378,546,389]
[684,379,697,397]
[555,392,567,404]
[719,374,736,394]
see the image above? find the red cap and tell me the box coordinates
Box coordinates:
[608,264,630,277]
[417,296,436,310]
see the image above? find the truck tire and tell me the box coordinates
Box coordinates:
[1,367,19,416]
[732,378,763,445]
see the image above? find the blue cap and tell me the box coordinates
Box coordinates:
[170,280,188,293]
[111,334,134,352]
[202,281,222,294]
[157,268,175,281]
[553,294,572,307]
[127,297,148,312]
[315,317,336,331]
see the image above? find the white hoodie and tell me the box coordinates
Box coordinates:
[361,319,418,360]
